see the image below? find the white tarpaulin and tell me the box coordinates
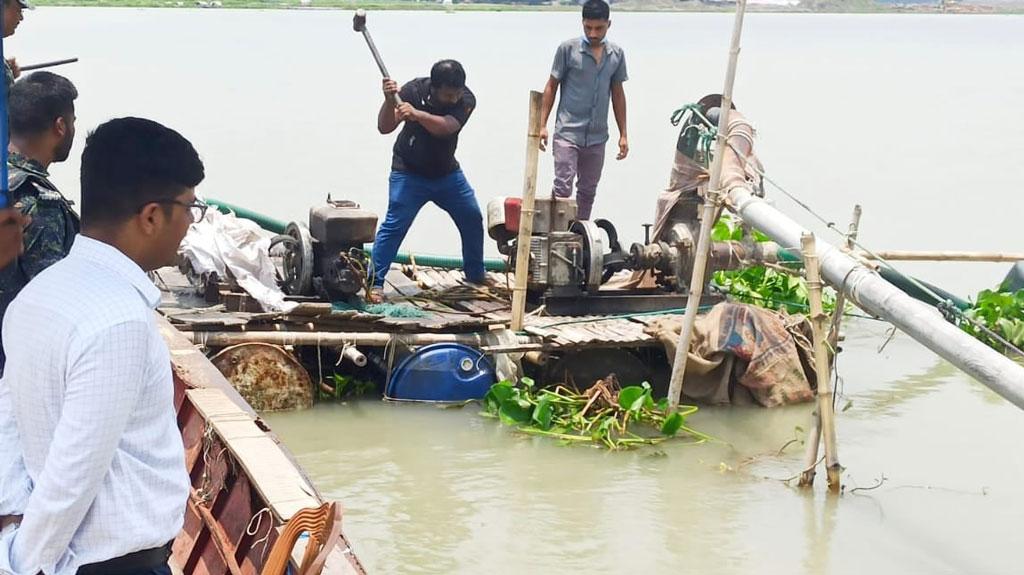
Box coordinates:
[179,208,296,313]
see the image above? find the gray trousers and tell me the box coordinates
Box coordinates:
[551,136,606,220]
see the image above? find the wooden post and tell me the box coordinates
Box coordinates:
[801,206,858,488]
[665,0,748,410]
[510,91,544,332]
[801,233,842,492]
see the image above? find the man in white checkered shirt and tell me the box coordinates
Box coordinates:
[0,117,206,575]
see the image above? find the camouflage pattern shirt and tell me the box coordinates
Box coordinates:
[3,59,13,95]
[0,152,81,368]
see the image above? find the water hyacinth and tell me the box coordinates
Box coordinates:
[482,375,712,450]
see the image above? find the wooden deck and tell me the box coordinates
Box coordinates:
[157,264,679,353]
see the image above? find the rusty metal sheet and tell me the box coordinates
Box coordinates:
[210,343,313,412]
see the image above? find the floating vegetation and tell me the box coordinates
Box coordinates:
[482,375,713,450]
[963,288,1024,352]
[319,373,376,401]
[711,214,839,314]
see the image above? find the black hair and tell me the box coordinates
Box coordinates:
[80,117,205,227]
[430,59,466,90]
[8,71,77,137]
[582,0,610,20]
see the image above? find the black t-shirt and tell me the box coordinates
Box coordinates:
[391,77,476,179]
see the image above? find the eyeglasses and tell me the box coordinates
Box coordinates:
[151,199,209,223]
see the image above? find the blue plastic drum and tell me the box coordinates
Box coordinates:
[385,343,496,402]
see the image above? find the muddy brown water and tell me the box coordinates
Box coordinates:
[15,7,1024,573]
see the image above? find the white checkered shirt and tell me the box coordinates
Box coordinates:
[0,235,189,575]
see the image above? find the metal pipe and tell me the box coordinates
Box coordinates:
[666,0,749,409]
[20,57,78,72]
[1,18,8,209]
[352,9,402,107]
[523,351,548,366]
[728,186,1024,410]
[342,345,368,367]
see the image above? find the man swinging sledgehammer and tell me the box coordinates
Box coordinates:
[369,59,486,303]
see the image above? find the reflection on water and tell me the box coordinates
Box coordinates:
[267,331,1024,574]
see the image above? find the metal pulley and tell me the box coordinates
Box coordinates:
[569,220,608,293]
[271,221,314,296]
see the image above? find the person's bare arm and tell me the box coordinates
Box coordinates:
[611,81,628,160]
[401,106,462,138]
[377,79,401,135]
[539,75,560,151]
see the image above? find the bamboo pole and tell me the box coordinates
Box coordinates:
[801,206,859,488]
[802,233,842,492]
[666,0,748,410]
[860,250,1024,263]
[798,411,821,487]
[189,331,535,348]
[829,205,861,350]
[511,91,544,332]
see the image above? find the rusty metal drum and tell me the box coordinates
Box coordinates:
[210,343,314,411]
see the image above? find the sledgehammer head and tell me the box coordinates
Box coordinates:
[353,9,367,32]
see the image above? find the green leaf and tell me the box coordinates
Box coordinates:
[641,382,655,409]
[490,382,514,402]
[591,415,616,440]
[618,386,646,411]
[485,382,515,413]
[521,376,536,388]
[661,412,685,436]
[498,399,532,426]
[532,396,554,430]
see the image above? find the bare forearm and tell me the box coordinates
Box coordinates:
[415,112,460,138]
[540,79,559,127]
[378,100,399,134]
[611,84,627,138]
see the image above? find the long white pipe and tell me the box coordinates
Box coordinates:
[728,187,1024,410]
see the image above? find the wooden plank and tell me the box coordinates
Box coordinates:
[417,270,437,290]
[384,269,422,297]
[426,269,451,289]
[188,492,245,575]
[223,435,319,522]
[288,302,334,317]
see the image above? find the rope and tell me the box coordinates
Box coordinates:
[245,507,275,562]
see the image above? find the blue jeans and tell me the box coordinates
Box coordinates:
[371,169,485,287]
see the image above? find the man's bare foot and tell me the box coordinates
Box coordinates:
[367,286,385,304]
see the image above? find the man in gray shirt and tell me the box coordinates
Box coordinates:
[539,0,628,221]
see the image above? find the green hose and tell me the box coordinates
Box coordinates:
[363,244,508,272]
[775,246,970,311]
[207,198,289,234]
[205,198,507,272]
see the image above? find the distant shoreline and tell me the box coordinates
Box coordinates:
[26,1,1024,15]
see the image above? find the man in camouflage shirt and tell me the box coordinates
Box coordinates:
[2,0,32,93]
[0,71,78,370]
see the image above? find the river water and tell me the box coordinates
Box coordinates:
[13,7,1024,574]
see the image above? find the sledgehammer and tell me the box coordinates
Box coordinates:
[353,9,402,107]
